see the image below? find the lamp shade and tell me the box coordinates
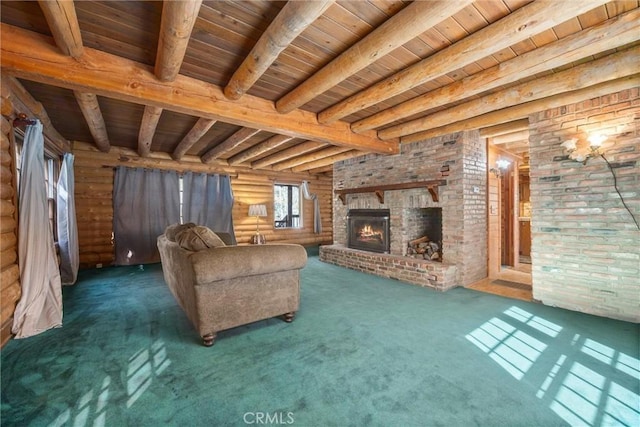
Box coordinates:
[248,204,267,217]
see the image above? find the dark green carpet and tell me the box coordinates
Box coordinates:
[2,255,638,426]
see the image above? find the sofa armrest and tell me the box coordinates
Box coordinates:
[190,244,307,283]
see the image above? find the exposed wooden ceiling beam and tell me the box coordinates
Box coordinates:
[278,146,351,171]
[138,106,162,157]
[272,145,348,171]
[489,130,529,145]
[142,2,202,157]
[318,0,609,124]
[401,76,640,144]
[290,150,362,172]
[172,117,216,160]
[307,164,333,175]
[479,120,530,139]
[73,91,110,152]
[1,76,70,153]
[379,47,639,140]
[275,0,472,114]
[155,0,202,82]
[0,24,398,155]
[351,8,640,133]
[37,0,83,58]
[201,127,261,163]
[227,134,293,166]
[224,0,333,100]
[252,141,327,169]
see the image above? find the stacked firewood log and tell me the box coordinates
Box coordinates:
[406,236,441,261]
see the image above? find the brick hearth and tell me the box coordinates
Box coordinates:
[321,130,487,290]
[320,244,457,290]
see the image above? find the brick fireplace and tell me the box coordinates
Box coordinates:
[320,131,487,290]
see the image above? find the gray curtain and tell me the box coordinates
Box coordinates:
[302,180,322,234]
[12,121,63,338]
[182,172,236,244]
[57,153,79,284]
[113,167,179,265]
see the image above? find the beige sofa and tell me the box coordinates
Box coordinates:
[157,226,307,346]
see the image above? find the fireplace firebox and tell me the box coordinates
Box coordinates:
[347,209,390,253]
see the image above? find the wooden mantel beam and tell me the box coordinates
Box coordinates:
[334,180,447,204]
[37,0,83,58]
[275,0,472,114]
[224,0,333,100]
[73,91,110,152]
[155,0,202,82]
[0,24,398,155]
[379,47,639,140]
[318,0,609,124]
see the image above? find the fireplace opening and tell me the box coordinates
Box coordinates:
[405,208,443,261]
[347,209,390,253]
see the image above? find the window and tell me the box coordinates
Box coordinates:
[274,183,302,229]
[13,132,60,242]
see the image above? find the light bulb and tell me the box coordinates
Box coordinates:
[588,133,607,148]
[496,159,510,169]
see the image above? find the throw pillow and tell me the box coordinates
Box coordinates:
[165,222,196,242]
[175,226,226,251]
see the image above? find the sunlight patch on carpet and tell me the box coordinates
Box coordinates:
[465,315,547,380]
[467,306,640,427]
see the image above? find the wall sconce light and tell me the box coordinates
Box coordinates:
[490,159,511,178]
[561,133,607,164]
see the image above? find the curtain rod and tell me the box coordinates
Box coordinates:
[100,164,238,178]
[12,113,37,128]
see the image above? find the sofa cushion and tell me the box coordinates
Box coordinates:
[165,222,196,242]
[175,226,226,251]
[190,244,307,283]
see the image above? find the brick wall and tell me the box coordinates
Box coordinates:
[326,130,487,287]
[529,88,640,322]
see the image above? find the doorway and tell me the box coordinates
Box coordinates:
[469,122,533,301]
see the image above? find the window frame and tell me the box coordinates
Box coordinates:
[13,130,61,243]
[273,182,303,229]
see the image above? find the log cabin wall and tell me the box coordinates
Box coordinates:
[528,87,640,323]
[73,142,332,268]
[0,118,20,346]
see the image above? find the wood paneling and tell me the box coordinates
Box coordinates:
[0,120,20,347]
[72,142,333,268]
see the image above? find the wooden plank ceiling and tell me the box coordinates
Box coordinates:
[1,0,638,175]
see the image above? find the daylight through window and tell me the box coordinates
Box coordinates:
[274,183,302,229]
